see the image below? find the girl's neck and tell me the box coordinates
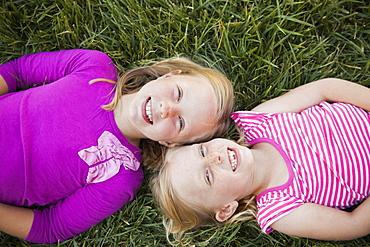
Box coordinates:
[113,94,142,147]
[250,142,289,196]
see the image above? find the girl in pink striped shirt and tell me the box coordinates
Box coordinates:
[151,78,370,243]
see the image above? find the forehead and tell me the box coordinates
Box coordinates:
[167,146,213,208]
[167,146,194,168]
[174,76,218,142]
[167,146,199,187]
[173,74,208,84]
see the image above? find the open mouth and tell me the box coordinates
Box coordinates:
[144,97,153,124]
[227,148,237,172]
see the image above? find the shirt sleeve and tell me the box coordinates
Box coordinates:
[24,169,143,244]
[256,192,303,234]
[0,49,117,93]
[231,111,274,142]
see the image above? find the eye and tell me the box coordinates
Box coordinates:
[177,86,183,101]
[205,169,211,185]
[179,117,185,131]
[199,144,205,157]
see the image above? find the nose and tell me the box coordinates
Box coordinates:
[160,100,179,118]
[207,151,222,165]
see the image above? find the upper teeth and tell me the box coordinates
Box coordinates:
[228,149,237,171]
[146,99,153,123]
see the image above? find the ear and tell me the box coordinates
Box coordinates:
[158,141,177,147]
[215,201,239,222]
[157,70,182,80]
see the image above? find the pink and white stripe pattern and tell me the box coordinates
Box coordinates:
[231,102,370,234]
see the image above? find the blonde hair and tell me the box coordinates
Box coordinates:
[94,57,234,168]
[150,145,257,245]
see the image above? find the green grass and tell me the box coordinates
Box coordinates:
[0,0,369,246]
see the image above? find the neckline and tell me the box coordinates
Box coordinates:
[107,94,142,160]
[250,138,294,201]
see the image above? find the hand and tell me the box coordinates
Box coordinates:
[0,75,8,96]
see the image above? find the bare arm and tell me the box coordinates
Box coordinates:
[252,78,370,113]
[0,203,34,239]
[0,75,8,95]
[271,197,370,240]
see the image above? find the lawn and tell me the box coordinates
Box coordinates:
[0,0,369,246]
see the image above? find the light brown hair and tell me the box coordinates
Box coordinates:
[96,57,234,168]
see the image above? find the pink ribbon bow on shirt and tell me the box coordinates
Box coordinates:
[78,131,140,184]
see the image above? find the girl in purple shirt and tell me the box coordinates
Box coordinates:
[0,49,234,244]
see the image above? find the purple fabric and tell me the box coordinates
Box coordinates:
[0,50,143,244]
[78,131,141,183]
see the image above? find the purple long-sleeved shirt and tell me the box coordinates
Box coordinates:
[0,49,143,244]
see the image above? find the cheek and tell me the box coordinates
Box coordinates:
[148,123,175,140]
[159,129,173,138]
[216,175,236,194]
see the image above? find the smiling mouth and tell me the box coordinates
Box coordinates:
[227,148,237,172]
[145,97,153,124]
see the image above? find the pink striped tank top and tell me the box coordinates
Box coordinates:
[231,102,370,234]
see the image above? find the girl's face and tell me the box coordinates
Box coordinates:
[127,73,218,146]
[166,138,254,216]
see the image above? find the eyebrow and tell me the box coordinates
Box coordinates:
[178,85,186,133]
[179,81,194,136]
[194,143,201,157]
[193,144,209,187]
[179,85,188,135]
